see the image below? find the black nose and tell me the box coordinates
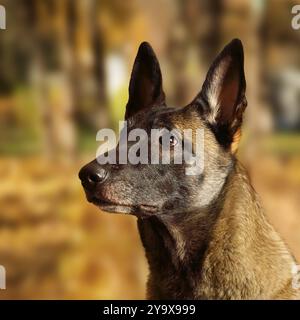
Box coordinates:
[79,161,108,188]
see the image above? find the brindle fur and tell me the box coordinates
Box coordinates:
[79,39,300,299]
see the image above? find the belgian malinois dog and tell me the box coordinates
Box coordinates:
[79,39,300,299]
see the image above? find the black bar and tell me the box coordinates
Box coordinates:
[0,300,299,319]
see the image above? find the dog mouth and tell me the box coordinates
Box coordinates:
[87,195,158,216]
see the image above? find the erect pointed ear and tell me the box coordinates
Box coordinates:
[192,39,247,150]
[125,42,166,119]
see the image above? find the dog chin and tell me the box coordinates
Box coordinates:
[87,196,158,217]
[97,203,135,214]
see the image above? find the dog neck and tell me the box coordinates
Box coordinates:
[137,162,297,299]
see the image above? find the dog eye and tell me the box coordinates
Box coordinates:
[169,136,178,146]
[159,135,178,146]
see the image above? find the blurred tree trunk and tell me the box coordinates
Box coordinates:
[31,0,76,161]
[13,0,110,161]
[70,0,109,130]
[167,0,222,106]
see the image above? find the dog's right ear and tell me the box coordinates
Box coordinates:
[192,39,247,150]
[125,42,166,119]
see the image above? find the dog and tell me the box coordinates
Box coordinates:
[79,39,300,299]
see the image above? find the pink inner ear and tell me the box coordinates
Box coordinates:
[217,61,240,125]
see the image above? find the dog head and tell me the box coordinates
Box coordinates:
[79,39,247,217]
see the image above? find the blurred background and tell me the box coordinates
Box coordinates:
[0,0,299,299]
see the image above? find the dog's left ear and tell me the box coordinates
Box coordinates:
[125,42,166,119]
[192,39,247,151]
